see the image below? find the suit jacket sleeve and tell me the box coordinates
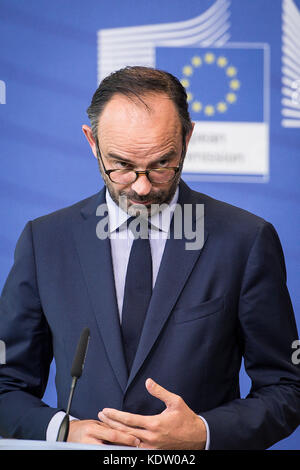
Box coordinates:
[200,221,300,450]
[0,222,62,439]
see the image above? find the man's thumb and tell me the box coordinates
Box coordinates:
[145,378,179,408]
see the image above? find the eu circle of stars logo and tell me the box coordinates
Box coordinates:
[180,52,241,117]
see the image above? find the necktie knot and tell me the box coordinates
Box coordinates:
[119,216,151,239]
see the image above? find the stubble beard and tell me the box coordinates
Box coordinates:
[105,172,181,217]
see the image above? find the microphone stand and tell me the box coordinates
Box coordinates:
[56,376,77,442]
[56,327,90,442]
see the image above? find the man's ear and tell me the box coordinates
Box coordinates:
[185,122,195,149]
[82,125,98,159]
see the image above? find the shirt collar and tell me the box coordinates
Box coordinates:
[105,187,179,234]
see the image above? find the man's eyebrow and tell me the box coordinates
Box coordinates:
[106,150,177,165]
[106,153,134,164]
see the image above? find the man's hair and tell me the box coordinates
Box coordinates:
[86,66,193,141]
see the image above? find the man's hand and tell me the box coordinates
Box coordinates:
[98,378,207,450]
[67,419,141,447]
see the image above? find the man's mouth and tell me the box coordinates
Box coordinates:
[130,199,153,206]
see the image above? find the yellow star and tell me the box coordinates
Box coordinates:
[217,102,227,113]
[230,79,240,90]
[226,66,237,77]
[187,92,193,102]
[192,101,202,112]
[217,56,228,67]
[204,105,215,116]
[183,65,193,76]
[204,53,215,64]
[226,92,237,103]
[181,78,190,88]
[191,56,202,67]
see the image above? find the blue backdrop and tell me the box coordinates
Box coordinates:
[0,0,299,449]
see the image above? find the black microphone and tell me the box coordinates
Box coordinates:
[56,327,90,442]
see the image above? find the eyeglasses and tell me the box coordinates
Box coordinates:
[96,139,185,185]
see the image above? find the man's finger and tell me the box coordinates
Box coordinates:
[67,419,140,447]
[98,411,137,433]
[145,378,180,408]
[99,408,151,429]
[98,411,152,443]
[96,425,140,447]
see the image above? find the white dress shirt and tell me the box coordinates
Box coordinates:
[47,187,209,448]
[107,187,179,319]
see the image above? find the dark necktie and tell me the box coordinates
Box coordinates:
[121,218,152,372]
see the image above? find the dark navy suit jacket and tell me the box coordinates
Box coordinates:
[0,181,299,449]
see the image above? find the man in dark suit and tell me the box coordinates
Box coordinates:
[0,66,299,449]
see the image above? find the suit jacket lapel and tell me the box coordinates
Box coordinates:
[73,188,128,392]
[126,181,209,390]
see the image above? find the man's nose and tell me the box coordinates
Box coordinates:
[130,173,153,196]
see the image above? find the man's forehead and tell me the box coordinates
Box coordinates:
[97,94,183,153]
[98,92,180,127]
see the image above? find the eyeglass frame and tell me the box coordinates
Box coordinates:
[95,136,186,185]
